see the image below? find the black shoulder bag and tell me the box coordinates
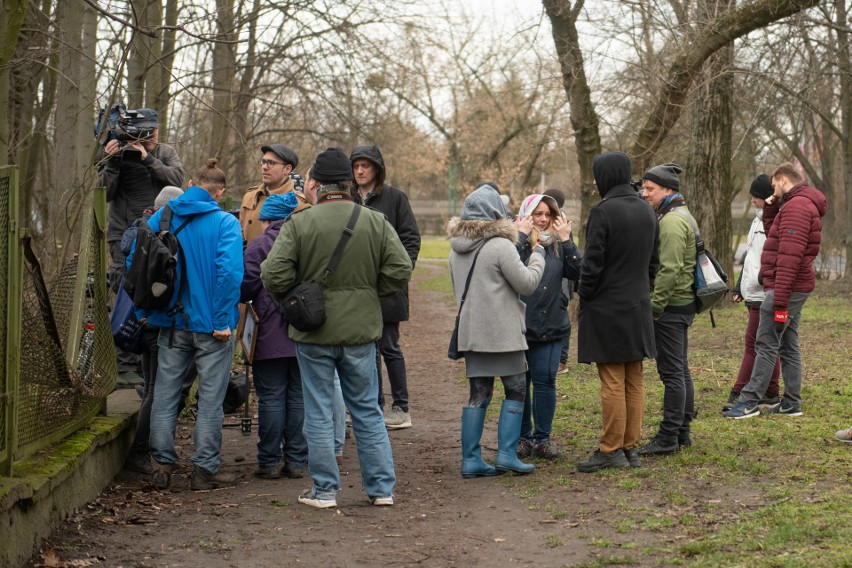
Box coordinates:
[448,243,485,360]
[281,205,361,331]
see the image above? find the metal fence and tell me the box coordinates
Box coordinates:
[1,167,116,475]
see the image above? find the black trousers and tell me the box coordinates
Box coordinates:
[653,311,695,443]
[376,322,409,411]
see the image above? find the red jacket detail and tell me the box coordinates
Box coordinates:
[760,182,828,309]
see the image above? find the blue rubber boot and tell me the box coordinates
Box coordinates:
[494,400,535,474]
[461,407,501,478]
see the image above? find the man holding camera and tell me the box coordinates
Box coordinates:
[97,108,185,289]
[97,108,184,387]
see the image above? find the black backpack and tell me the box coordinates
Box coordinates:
[123,205,194,316]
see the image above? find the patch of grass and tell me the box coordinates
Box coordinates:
[269,500,289,507]
[413,264,453,296]
[545,533,563,548]
[418,238,451,260]
[589,537,612,548]
[544,504,570,519]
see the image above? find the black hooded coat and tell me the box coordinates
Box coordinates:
[350,144,422,322]
[577,152,659,363]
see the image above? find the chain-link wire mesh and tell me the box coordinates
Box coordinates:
[15,202,116,451]
[0,174,9,457]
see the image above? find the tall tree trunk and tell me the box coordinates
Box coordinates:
[542,0,601,238]
[0,0,29,161]
[155,0,178,133]
[686,0,735,280]
[210,0,237,159]
[837,0,852,278]
[143,0,163,109]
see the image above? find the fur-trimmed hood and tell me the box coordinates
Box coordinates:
[448,217,518,254]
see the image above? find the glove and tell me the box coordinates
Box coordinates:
[773,309,788,334]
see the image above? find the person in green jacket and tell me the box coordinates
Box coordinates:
[260,148,412,509]
[639,163,698,456]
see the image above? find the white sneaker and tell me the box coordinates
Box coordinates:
[298,490,337,509]
[835,426,852,443]
[370,495,394,506]
[384,405,412,429]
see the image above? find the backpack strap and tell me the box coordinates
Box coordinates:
[158,205,207,346]
[671,208,704,254]
[319,205,361,286]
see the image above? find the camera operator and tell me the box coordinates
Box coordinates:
[96,108,185,290]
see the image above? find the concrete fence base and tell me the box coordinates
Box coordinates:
[0,390,138,568]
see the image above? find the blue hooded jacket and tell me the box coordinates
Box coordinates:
[130,185,243,332]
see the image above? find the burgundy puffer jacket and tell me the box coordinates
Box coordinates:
[760,182,828,309]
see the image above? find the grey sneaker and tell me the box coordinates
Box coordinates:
[834,426,852,443]
[533,439,561,460]
[759,393,781,405]
[722,391,739,412]
[384,405,412,429]
[281,462,305,479]
[762,401,802,416]
[723,400,760,419]
[298,489,337,509]
[637,438,679,456]
[577,449,629,473]
[151,460,175,490]
[516,438,535,459]
[369,495,394,506]
[254,465,282,479]
[190,465,237,490]
[124,450,153,474]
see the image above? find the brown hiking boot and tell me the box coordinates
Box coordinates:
[190,465,237,490]
[151,460,175,490]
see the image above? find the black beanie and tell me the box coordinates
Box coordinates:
[642,163,683,191]
[312,148,352,184]
[749,174,773,199]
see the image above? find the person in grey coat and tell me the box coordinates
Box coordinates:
[576,151,659,473]
[448,183,545,478]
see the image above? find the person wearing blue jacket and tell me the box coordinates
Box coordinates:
[134,158,244,491]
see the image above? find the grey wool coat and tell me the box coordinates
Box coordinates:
[448,217,545,354]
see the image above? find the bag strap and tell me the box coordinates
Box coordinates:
[320,205,361,285]
[672,208,705,254]
[455,242,487,319]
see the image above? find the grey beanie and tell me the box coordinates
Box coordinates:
[154,185,183,208]
[642,163,683,191]
[460,183,508,221]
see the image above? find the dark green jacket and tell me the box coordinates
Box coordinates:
[260,197,412,345]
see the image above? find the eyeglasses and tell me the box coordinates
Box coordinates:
[259,159,285,168]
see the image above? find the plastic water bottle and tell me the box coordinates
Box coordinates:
[77,322,95,373]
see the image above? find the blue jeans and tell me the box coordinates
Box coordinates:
[296,342,395,500]
[252,357,307,468]
[521,340,562,441]
[333,372,345,456]
[150,329,234,472]
[740,290,809,407]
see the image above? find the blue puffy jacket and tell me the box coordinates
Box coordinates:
[130,185,243,333]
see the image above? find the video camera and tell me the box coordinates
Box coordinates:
[95,103,157,144]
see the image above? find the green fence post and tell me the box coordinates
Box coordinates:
[2,166,22,476]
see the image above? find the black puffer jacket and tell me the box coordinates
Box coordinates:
[350,144,422,322]
[517,233,582,342]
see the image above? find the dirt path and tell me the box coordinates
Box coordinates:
[28,261,670,568]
